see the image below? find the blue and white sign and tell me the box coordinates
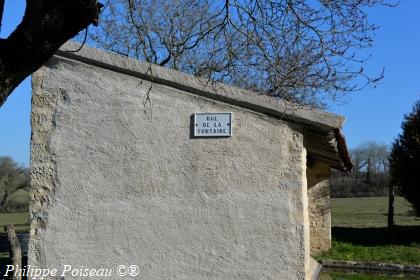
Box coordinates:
[194,113,232,137]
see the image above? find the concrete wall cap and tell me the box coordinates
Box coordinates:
[56,41,345,131]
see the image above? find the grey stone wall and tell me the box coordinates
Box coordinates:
[30,50,312,279]
[307,161,331,254]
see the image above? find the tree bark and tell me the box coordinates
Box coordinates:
[0,0,102,107]
[0,0,5,33]
[388,183,395,228]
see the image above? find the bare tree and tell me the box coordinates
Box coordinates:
[350,141,389,182]
[350,148,368,178]
[331,141,390,198]
[0,0,103,107]
[90,0,397,107]
[0,156,29,212]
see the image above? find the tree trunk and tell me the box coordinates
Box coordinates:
[0,0,102,107]
[388,183,395,228]
[0,0,5,33]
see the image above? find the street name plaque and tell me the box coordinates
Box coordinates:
[194,113,232,137]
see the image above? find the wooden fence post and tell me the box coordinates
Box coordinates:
[4,224,22,280]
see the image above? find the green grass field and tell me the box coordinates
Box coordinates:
[3,189,29,212]
[318,196,420,266]
[331,196,420,228]
[0,212,29,233]
[320,196,420,279]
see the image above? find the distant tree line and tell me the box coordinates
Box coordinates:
[0,156,29,212]
[331,141,390,198]
[331,99,420,221]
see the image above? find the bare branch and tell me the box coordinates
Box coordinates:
[0,0,4,33]
[0,0,103,107]
[90,0,397,108]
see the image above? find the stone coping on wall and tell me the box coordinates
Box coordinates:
[56,41,345,133]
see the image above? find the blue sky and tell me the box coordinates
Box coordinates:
[1,0,420,167]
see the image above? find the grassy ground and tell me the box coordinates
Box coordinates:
[0,212,29,233]
[320,271,420,280]
[331,197,420,228]
[3,189,29,212]
[323,237,420,265]
[317,196,420,266]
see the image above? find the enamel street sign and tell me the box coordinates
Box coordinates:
[194,113,232,137]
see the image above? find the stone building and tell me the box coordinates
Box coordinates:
[29,42,352,280]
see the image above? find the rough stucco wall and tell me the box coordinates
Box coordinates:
[30,68,65,268]
[30,55,309,280]
[307,161,331,254]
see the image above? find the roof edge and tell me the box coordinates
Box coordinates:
[334,129,353,172]
[55,41,345,131]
